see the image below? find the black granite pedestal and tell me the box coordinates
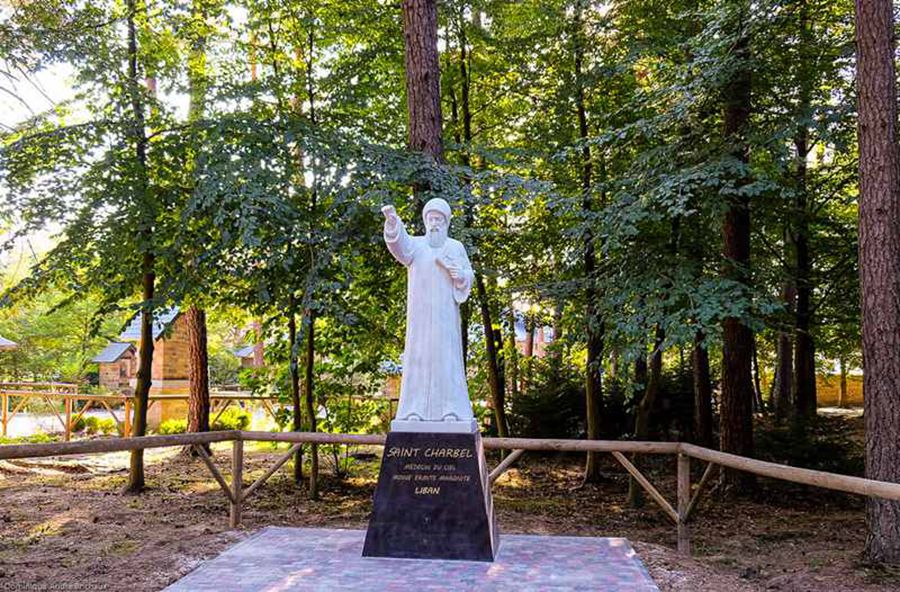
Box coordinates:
[362,431,499,562]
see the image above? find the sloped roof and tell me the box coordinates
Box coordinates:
[119,307,180,341]
[92,342,135,363]
[233,345,255,359]
[0,335,17,351]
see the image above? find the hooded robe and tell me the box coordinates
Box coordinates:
[384,221,475,422]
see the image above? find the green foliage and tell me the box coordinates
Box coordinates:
[755,416,864,476]
[0,285,126,381]
[508,358,585,440]
[319,395,385,478]
[211,407,251,431]
[71,415,86,433]
[0,0,863,457]
[157,419,187,435]
[76,415,117,435]
[0,433,57,445]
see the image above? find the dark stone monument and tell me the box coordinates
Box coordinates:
[363,431,499,561]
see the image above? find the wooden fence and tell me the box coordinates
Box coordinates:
[0,385,398,441]
[0,386,283,440]
[3,431,900,556]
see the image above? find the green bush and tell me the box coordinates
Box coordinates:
[72,415,87,432]
[508,358,585,439]
[73,416,120,436]
[97,418,117,435]
[83,416,100,434]
[158,419,187,435]
[0,433,58,445]
[212,407,251,431]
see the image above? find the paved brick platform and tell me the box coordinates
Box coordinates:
[165,527,659,591]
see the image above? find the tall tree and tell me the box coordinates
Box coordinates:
[790,0,817,421]
[573,0,604,483]
[449,4,508,438]
[303,19,321,500]
[184,0,212,445]
[126,0,156,493]
[718,1,755,490]
[855,0,900,564]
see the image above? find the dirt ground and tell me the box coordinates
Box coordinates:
[1,440,899,592]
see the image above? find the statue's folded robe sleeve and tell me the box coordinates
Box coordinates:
[384,221,416,266]
[449,242,474,304]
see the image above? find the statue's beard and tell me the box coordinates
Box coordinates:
[427,226,448,248]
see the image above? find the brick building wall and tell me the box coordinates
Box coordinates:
[150,313,190,382]
[98,354,135,391]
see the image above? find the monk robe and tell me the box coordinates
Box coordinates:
[384,221,475,423]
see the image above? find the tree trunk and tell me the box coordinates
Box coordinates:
[751,337,764,414]
[288,305,303,485]
[572,0,604,483]
[128,259,154,493]
[609,349,621,402]
[402,0,443,213]
[719,3,755,491]
[634,351,648,397]
[183,2,210,454]
[476,278,508,436]
[551,301,563,363]
[856,0,900,563]
[455,12,506,437]
[402,0,442,158]
[773,282,796,421]
[252,319,264,367]
[635,328,664,442]
[839,357,848,408]
[791,0,817,424]
[303,21,321,502]
[460,302,470,368]
[186,306,210,445]
[505,304,519,401]
[303,309,319,500]
[523,313,534,357]
[125,0,154,494]
[629,327,663,505]
[793,129,817,421]
[692,332,713,447]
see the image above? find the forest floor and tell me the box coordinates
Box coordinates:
[1,415,899,592]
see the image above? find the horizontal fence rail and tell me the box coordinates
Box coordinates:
[0,430,240,460]
[0,388,400,440]
[3,431,900,557]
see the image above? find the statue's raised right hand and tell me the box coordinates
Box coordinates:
[382,205,399,231]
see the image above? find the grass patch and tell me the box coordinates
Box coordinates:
[0,433,59,445]
[103,539,139,556]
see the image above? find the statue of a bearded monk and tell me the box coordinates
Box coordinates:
[382,198,477,433]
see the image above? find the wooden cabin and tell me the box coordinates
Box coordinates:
[92,342,137,391]
[93,307,191,428]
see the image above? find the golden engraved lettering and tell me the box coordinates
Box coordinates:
[424,448,473,458]
[403,463,432,471]
[387,447,421,458]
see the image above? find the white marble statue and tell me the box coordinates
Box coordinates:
[382,198,477,433]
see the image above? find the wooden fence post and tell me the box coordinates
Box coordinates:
[677,453,690,555]
[2,391,7,437]
[64,395,72,442]
[124,398,132,438]
[230,438,244,528]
